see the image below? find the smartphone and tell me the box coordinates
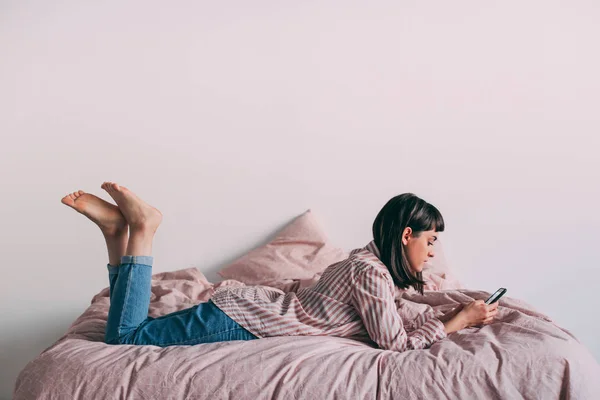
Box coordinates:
[485,288,507,305]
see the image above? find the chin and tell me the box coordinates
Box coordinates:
[410,265,423,274]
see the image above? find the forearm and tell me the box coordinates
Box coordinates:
[443,314,467,335]
[400,318,448,351]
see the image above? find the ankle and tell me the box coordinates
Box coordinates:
[126,229,154,256]
[129,225,157,236]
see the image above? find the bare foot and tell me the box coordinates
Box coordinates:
[61,190,128,236]
[100,182,162,232]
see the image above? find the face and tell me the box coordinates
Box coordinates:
[401,227,438,273]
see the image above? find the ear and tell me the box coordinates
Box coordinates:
[402,227,412,245]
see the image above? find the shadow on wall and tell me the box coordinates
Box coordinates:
[1,312,80,400]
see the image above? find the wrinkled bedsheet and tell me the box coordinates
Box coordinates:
[14,267,600,399]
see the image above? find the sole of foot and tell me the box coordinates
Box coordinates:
[100,182,163,232]
[61,190,128,236]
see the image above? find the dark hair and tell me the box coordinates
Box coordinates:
[372,193,445,295]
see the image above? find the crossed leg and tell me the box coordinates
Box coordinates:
[61,182,164,343]
[61,183,257,346]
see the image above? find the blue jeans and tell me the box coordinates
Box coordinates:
[104,255,258,346]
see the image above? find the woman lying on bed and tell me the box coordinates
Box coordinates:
[60,182,498,351]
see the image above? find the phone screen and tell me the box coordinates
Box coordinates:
[485,288,507,305]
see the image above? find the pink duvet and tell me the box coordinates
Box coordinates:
[14,267,600,399]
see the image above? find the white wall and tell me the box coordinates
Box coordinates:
[1,0,599,398]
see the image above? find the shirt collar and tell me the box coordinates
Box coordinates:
[350,240,381,259]
[364,240,381,258]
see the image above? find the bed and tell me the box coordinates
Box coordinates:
[13,211,600,399]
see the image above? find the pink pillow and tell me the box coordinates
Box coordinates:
[217,209,349,285]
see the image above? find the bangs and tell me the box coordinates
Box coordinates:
[424,203,445,232]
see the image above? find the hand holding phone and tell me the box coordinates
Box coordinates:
[456,288,506,329]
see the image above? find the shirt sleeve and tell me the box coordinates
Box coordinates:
[351,266,447,352]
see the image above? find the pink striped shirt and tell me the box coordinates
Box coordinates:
[210,241,448,351]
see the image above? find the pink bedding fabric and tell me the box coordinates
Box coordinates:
[14,268,600,399]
